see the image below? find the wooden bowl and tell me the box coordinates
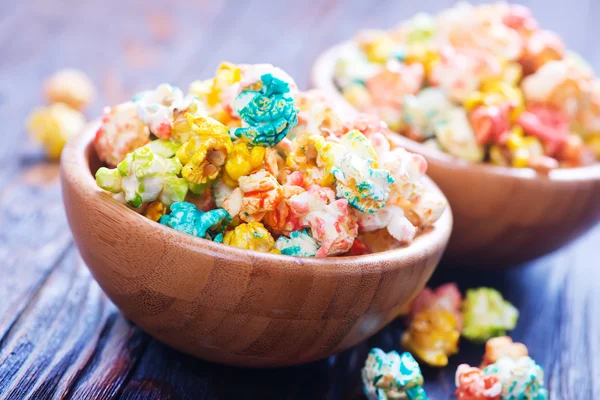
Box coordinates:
[312,42,600,267]
[60,122,452,367]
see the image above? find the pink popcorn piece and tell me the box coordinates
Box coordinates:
[94,102,150,167]
[288,186,358,257]
[410,283,463,329]
[366,61,424,110]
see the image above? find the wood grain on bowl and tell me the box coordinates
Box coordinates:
[312,42,600,267]
[59,123,452,367]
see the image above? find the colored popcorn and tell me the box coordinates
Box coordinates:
[160,202,230,240]
[43,68,96,110]
[95,140,187,207]
[93,63,446,257]
[27,103,86,160]
[275,229,319,257]
[455,364,502,400]
[401,309,460,367]
[481,336,529,368]
[462,288,519,342]
[362,348,428,400]
[94,101,150,167]
[223,221,279,253]
[483,356,548,400]
[334,3,599,170]
[410,283,462,328]
[231,73,298,147]
[134,83,198,140]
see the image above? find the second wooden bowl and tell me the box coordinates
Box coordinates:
[312,42,600,267]
[60,123,452,367]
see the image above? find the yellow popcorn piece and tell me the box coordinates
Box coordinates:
[223,221,278,253]
[177,137,231,185]
[144,201,167,222]
[43,68,96,110]
[26,103,86,160]
[208,62,242,107]
[224,142,265,182]
[586,134,600,158]
[358,31,397,64]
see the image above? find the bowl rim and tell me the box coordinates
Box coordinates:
[61,121,453,270]
[311,41,600,183]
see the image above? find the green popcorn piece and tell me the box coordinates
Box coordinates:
[461,287,519,342]
[484,356,548,400]
[160,202,231,240]
[145,139,181,158]
[95,140,187,208]
[95,167,122,193]
[275,230,319,257]
[362,348,427,400]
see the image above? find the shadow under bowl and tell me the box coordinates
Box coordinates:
[311,41,600,268]
[59,122,452,367]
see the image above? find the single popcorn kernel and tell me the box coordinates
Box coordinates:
[177,134,232,185]
[483,356,548,400]
[223,221,278,253]
[43,68,96,110]
[481,336,529,368]
[144,201,167,222]
[224,142,265,181]
[455,364,502,400]
[361,348,428,400]
[232,73,299,147]
[27,103,86,160]
[95,140,187,208]
[462,288,519,342]
[401,309,460,367]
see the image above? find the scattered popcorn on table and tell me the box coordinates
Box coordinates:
[93,63,447,257]
[455,364,502,400]
[401,309,460,367]
[410,283,462,328]
[481,336,528,368]
[43,68,96,110]
[362,348,428,400]
[462,288,519,342]
[26,103,86,160]
[483,356,548,400]
[334,3,599,170]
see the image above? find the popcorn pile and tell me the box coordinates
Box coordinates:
[26,69,96,160]
[403,285,518,367]
[93,63,447,257]
[334,2,599,172]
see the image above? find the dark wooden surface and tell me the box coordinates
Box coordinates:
[1,0,599,398]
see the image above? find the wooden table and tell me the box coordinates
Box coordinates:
[1,0,599,398]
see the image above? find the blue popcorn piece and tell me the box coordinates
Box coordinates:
[275,230,319,257]
[232,73,298,147]
[160,202,231,240]
[484,356,548,400]
[362,348,427,400]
